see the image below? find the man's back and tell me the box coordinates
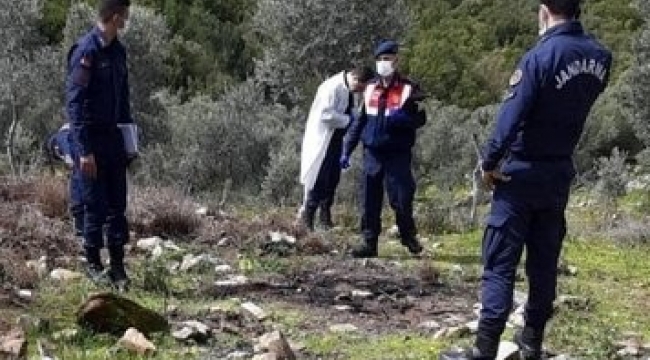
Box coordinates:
[511,21,613,160]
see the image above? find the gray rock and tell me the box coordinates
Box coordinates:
[351,290,373,299]
[172,320,211,343]
[214,264,233,274]
[172,327,194,342]
[0,328,27,358]
[465,320,479,334]
[226,351,252,359]
[50,268,82,282]
[418,320,441,330]
[433,326,471,339]
[269,231,296,244]
[215,275,249,288]
[217,237,233,247]
[117,327,156,356]
[136,237,163,251]
[329,324,359,333]
[496,341,519,360]
[16,289,33,301]
[180,254,209,272]
[77,292,169,335]
[195,206,209,216]
[241,302,267,321]
[256,330,296,360]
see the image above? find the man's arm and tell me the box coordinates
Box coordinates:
[66,45,94,157]
[482,52,541,171]
[342,104,367,157]
[320,86,351,129]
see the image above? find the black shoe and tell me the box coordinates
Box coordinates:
[401,237,423,255]
[439,346,494,360]
[85,263,109,285]
[350,242,378,258]
[301,207,316,231]
[319,207,334,229]
[108,265,130,293]
[513,328,543,360]
[107,246,130,292]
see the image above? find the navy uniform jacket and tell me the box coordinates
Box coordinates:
[65,27,133,157]
[343,74,426,156]
[482,21,612,173]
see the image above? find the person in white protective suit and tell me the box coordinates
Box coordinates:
[298,66,375,230]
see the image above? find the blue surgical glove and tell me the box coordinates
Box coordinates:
[387,109,410,124]
[339,155,350,169]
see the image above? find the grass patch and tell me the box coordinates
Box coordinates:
[304,332,446,359]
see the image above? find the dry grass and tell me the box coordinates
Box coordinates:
[34,175,69,219]
[128,185,202,239]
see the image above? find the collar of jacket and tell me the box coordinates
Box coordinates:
[342,70,351,90]
[539,20,584,43]
[375,73,403,90]
[91,26,116,48]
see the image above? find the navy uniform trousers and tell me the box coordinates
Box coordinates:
[74,127,129,249]
[478,158,574,339]
[361,149,417,244]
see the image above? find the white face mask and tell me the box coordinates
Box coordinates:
[376,60,395,78]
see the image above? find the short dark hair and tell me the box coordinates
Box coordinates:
[541,0,581,18]
[98,0,131,21]
[350,66,375,83]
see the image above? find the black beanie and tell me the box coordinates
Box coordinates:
[98,0,131,21]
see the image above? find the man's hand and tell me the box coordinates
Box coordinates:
[80,154,97,178]
[481,169,511,190]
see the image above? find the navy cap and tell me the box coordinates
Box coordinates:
[374,40,399,58]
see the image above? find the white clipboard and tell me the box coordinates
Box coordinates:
[117,123,139,156]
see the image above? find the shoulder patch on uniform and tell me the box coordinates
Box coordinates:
[509,69,523,87]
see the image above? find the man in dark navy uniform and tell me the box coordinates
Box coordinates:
[342,39,427,258]
[66,0,134,291]
[441,1,612,359]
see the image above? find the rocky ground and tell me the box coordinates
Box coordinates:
[1,176,650,359]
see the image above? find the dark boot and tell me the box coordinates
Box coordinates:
[108,246,130,292]
[351,239,378,258]
[319,206,334,229]
[301,205,317,231]
[84,246,107,285]
[401,237,423,255]
[513,327,543,359]
[438,346,494,360]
